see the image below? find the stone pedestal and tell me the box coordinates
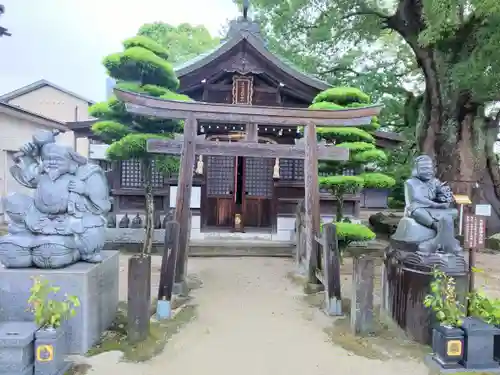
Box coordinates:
[0,251,120,355]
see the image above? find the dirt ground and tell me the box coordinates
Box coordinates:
[75,255,435,375]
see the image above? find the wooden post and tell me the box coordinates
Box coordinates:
[295,200,304,274]
[156,220,180,319]
[322,223,342,315]
[350,255,375,335]
[173,114,197,296]
[304,122,320,284]
[245,123,258,142]
[127,255,152,343]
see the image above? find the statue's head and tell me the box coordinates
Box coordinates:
[41,143,87,181]
[412,155,435,181]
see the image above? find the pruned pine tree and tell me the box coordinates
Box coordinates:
[89,35,192,254]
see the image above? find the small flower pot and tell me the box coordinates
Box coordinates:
[494,328,500,362]
[34,326,71,375]
[431,324,464,369]
[460,317,500,370]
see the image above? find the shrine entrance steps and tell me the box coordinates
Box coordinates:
[189,238,295,257]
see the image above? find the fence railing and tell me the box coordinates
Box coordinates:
[295,201,342,316]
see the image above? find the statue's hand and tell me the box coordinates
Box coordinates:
[68,180,86,195]
[20,141,37,156]
[434,202,450,209]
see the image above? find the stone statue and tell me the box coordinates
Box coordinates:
[119,213,130,228]
[390,155,465,272]
[106,213,116,228]
[0,130,111,269]
[130,213,143,229]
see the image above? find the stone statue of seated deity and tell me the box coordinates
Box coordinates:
[0,130,111,269]
[391,155,462,255]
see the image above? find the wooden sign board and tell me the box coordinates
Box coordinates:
[453,194,471,205]
[464,214,486,249]
[475,204,492,217]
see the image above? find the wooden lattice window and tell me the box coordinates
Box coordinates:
[279,159,304,180]
[245,158,273,198]
[120,159,163,188]
[206,156,234,196]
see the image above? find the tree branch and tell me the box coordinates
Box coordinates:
[317,66,362,77]
[342,10,390,20]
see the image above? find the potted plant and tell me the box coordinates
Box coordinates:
[359,172,396,208]
[424,268,465,369]
[465,269,500,368]
[28,277,80,375]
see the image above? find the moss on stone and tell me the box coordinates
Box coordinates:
[86,304,197,362]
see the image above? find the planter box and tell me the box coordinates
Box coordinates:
[431,325,464,369]
[361,188,390,209]
[0,321,37,375]
[34,327,71,375]
[460,317,500,370]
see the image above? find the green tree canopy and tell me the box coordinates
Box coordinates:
[240,0,500,233]
[138,22,220,65]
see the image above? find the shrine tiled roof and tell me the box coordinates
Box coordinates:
[173,19,330,91]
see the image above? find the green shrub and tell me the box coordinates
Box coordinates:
[335,222,376,243]
[336,141,375,152]
[123,35,169,60]
[360,173,396,189]
[104,47,179,90]
[353,149,388,163]
[319,175,365,193]
[321,222,376,251]
[313,87,370,106]
[309,101,345,110]
[316,127,375,143]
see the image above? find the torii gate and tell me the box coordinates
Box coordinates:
[114,88,382,296]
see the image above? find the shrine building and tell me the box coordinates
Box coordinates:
[69,16,403,239]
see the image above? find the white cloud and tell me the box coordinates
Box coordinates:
[0,0,238,102]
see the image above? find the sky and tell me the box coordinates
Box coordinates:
[0,0,239,102]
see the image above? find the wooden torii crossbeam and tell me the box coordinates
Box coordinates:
[147,136,349,160]
[114,88,382,296]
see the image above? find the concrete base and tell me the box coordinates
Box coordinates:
[424,354,500,373]
[325,297,343,316]
[173,281,189,297]
[0,251,120,355]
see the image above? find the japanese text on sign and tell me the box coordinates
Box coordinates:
[464,214,486,249]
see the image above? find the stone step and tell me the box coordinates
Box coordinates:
[109,239,296,257]
[189,240,295,257]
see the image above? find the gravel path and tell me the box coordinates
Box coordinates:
[82,257,429,375]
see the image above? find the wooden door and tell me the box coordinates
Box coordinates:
[242,157,274,229]
[205,155,235,228]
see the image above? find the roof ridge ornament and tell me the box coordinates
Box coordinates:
[0,4,11,37]
[243,0,250,20]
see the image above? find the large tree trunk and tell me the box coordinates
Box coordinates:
[388,0,500,235]
[413,48,500,235]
